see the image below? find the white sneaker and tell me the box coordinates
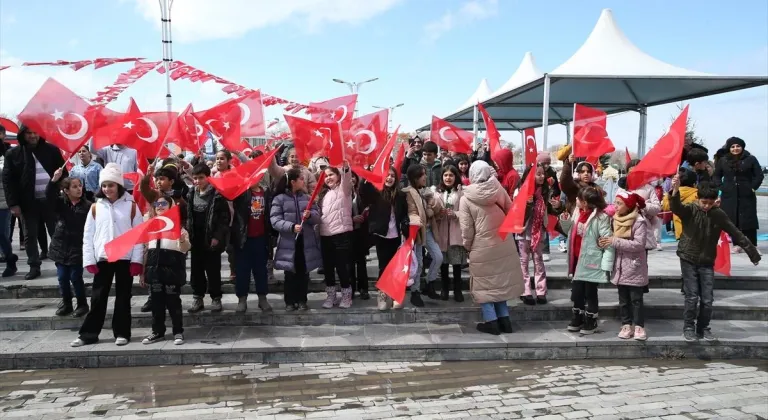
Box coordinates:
[70,338,85,348]
[115,337,129,346]
[174,334,185,345]
[392,300,404,310]
[656,244,663,251]
[542,254,551,262]
[377,293,390,311]
[558,243,568,253]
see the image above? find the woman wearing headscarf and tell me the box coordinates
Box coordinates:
[458,161,524,335]
[712,137,764,250]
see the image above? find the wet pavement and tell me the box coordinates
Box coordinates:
[0,360,766,419]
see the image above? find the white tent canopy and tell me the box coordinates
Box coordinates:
[457,78,493,112]
[420,8,768,153]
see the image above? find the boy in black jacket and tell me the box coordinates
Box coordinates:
[670,176,760,342]
[186,164,231,313]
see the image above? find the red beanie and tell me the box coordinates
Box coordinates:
[616,191,646,211]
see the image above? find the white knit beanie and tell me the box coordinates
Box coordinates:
[99,163,124,187]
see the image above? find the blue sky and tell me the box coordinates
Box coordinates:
[1,0,767,163]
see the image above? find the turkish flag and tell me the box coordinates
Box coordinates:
[17,78,94,154]
[207,149,278,200]
[572,104,615,158]
[376,225,420,303]
[524,128,537,167]
[309,94,357,131]
[546,214,560,239]
[393,142,406,178]
[285,115,343,165]
[104,205,181,262]
[165,103,207,152]
[235,90,266,137]
[625,146,632,166]
[195,99,244,153]
[499,168,535,239]
[61,151,74,171]
[429,116,473,154]
[0,117,19,135]
[347,109,388,167]
[354,126,399,190]
[477,103,501,156]
[123,152,152,214]
[90,99,141,150]
[627,105,689,190]
[714,231,731,276]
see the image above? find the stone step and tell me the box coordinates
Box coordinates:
[1,289,765,331]
[1,319,765,369]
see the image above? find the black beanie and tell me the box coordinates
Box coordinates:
[725,136,745,149]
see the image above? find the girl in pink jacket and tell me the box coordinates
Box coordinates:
[600,191,649,341]
[318,166,354,309]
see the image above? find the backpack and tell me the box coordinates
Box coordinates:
[91,201,139,223]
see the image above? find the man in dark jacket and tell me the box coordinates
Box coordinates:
[2,126,66,279]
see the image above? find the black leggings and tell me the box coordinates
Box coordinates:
[374,236,400,278]
[320,232,352,288]
[571,280,598,314]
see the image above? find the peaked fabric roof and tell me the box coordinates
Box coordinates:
[457,79,493,111]
[419,8,768,132]
[492,52,544,97]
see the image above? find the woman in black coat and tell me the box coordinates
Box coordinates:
[713,137,764,249]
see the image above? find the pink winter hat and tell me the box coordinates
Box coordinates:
[536,151,552,164]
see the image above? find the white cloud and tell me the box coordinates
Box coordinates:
[423,0,497,43]
[132,0,404,43]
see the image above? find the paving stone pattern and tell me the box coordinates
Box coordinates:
[0,360,766,419]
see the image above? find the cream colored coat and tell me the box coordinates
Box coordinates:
[458,177,524,304]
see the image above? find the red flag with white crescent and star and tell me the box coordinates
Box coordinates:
[309,94,357,132]
[376,225,420,303]
[714,231,731,277]
[499,167,536,239]
[165,103,207,152]
[194,99,244,153]
[353,125,400,190]
[429,116,473,154]
[346,109,388,167]
[104,205,181,262]
[207,149,278,201]
[572,104,615,159]
[234,90,266,137]
[627,105,689,190]
[524,128,537,167]
[477,103,501,156]
[17,78,94,154]
[284,115,344,165]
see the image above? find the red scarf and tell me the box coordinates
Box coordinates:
[530,187,546,249]
[569,209,592,275]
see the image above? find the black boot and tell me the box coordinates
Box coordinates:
[2,254,18,277]
[498,316,513,334]
[424,281,439,300]
[476,320,500,335]
[440,266,450,301]
[24,267,41,280]
[410,290,424,308]
[452,265,464,302]
[567,308,584,332]
[141,296,152,313]
[536,296,547,305]
[580,312,598,335]
[73,298,89,317]
[520,295,536,306]
[55,299,73,316]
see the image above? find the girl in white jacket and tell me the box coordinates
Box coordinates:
[71,163,145,347]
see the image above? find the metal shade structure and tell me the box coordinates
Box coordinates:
[420,8,768,153]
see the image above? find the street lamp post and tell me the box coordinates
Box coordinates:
[372,103,404,132]
[332,77,379,117]
[158,0,174,114]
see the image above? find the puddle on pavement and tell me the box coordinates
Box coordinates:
[0,359,765,417]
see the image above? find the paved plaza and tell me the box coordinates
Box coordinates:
[0,360,766,419]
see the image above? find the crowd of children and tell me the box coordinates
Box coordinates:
[2,130,761,347]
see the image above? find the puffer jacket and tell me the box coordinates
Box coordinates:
[615,183,661,249]
[567,208,615,283]
[434,187,463,252]
[144,229,191,287]
[83,193,144,267]
[270,191,323,273]
[45,182,91,267]
[458,177,524,304]
[610,215,649,287]
[319,169,353,236]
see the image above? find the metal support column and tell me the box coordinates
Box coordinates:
[637,106,648,157]
[540,74,551,150]
[472,104,480,149]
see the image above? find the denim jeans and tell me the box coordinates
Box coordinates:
[0,209,12,258]
[480,302,509,322]
[56,263,86,300]
[409,229,443,290]
[680,259,714,332]
[235,236,269,297]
